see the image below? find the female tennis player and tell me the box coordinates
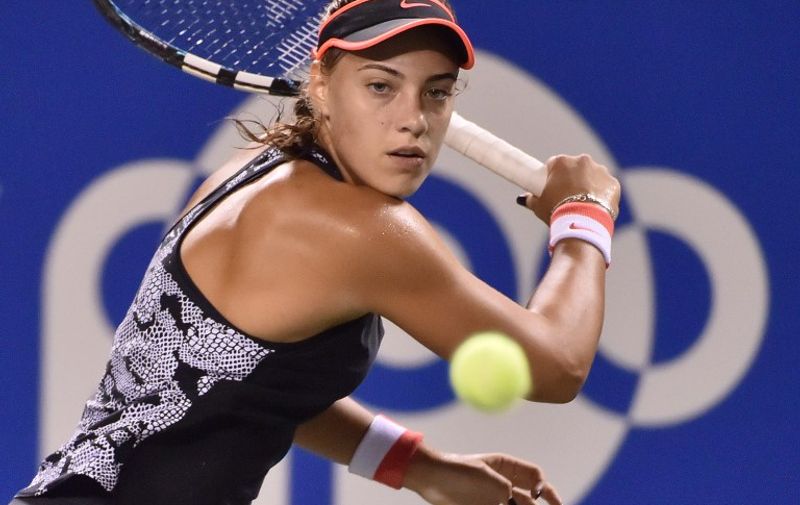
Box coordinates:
[13,1,619,504]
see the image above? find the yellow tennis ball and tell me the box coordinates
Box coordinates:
[449,331,532,412]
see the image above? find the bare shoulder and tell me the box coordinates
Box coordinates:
[263,159,434,243]
[256,158,458,301]
[181,156,454,341]
[295,160,448,257]
[231,160,535,362]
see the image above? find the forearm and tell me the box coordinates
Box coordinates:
[526,238,607,397]
[293,396,374,465]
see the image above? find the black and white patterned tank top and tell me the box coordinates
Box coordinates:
[19,145,384,504]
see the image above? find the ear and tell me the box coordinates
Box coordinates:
[307,60,330,119]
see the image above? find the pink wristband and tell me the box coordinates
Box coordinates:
[549,202,614,267]
[348,415,423,489]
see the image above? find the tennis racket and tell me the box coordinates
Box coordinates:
[92,0,546,194]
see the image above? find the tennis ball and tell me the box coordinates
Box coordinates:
[449,331,532,412]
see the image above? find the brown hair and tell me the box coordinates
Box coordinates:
[233,0,457,157]
[232,47,344,157]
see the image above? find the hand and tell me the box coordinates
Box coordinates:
[518,154,620,225]
[403,446,563,505]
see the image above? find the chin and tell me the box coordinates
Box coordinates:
[389,175,428,199]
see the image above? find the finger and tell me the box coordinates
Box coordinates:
[535,480,564,505]
[480,462,515,504]
[528,193,551,222]
[533,481,544,501]
[484,454,544,493]
[510,486,535,505]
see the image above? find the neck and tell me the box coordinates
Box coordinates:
[314,127,361,187]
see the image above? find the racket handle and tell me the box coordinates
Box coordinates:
[445,111,546,196]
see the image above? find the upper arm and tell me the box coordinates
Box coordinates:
[343,201,582,402]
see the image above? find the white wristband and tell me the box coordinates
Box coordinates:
[348,415,423,489]
[348,415,406,479]
[549,202,614,267]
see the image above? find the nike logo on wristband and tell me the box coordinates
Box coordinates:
[400,0,433,8]
[570,222,600,234]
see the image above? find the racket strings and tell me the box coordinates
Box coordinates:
[113,0,326,79]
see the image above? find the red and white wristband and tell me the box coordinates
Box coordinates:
[348,415,423,489]
[549,202,615,267]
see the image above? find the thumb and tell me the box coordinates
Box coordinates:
[522,192,550,224]
[516,193,533,209]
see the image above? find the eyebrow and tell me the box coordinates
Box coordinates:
[358,63,458,82]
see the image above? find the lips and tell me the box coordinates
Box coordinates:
[388,146,426,159]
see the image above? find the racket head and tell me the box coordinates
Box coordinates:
[93,1,546,194]
[92,0,332,95]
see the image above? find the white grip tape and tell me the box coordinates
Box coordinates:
[445,112,546,196]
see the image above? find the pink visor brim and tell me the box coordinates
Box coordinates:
[314,18,475,70]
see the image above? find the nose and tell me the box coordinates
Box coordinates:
[396,92,428,137]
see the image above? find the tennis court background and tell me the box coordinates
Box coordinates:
[1,2,797,503]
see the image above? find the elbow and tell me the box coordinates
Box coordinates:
[562,351,593,401]
[529,353,591,404]
[542,368,586,404]
[554,363,589,403]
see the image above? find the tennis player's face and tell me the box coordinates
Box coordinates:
[313,30,460,198]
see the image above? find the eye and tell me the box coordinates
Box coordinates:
[367,82,392,94]
[425,87,454,101]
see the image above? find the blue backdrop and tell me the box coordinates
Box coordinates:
[2,1,798,503]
